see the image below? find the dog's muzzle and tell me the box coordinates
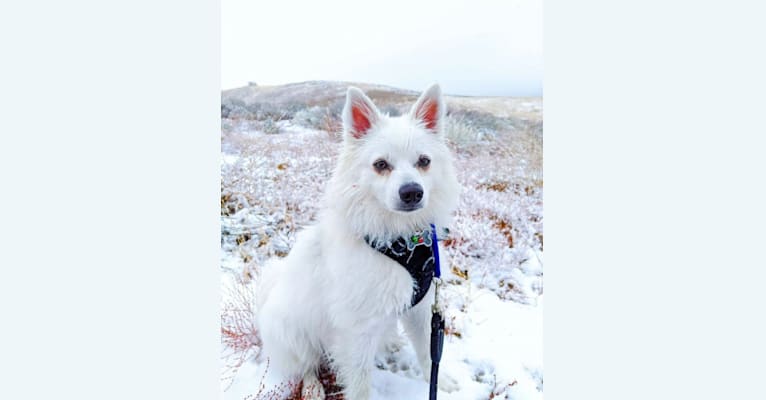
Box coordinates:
[398,182,423,211]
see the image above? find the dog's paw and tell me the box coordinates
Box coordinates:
[377,325,405,354]
[301,373,326,400]
[379,335,405,354]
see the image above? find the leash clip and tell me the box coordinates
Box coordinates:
[432,277,443,314]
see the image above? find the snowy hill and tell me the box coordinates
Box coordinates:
[222,80,541,124]
[221,81,543,400]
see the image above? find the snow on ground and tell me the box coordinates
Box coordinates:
[224,274,542,400]
[221,83,542,400]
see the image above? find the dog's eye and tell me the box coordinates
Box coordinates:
[417,156,431,168]
[373,159,389,171]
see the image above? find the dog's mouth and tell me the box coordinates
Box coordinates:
[395,204,423,213]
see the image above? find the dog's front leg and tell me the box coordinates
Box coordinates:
[402,286,435,378]
[402,285,459,393]
[328,329,380,400]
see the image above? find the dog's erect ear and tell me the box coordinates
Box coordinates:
[342,87,380,139]
[409,83,444,133]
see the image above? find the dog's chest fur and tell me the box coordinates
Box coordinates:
[316,223,417,319]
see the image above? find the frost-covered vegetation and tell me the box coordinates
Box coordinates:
[221,81,543,400]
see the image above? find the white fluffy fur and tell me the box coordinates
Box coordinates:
[256,84,461,399]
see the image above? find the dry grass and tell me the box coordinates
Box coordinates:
[222,111,543,303]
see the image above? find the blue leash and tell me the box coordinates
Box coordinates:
[428,224,444,400]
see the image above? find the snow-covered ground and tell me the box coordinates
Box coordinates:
[221,82,543,400]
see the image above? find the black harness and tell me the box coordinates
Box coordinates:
[364,228,435,307]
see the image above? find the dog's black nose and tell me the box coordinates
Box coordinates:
[399,183,424,205]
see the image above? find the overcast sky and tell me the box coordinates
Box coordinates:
[222,0,542,97]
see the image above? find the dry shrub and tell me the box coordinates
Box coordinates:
[240,359,344,400]
[487,375,518,400]
[320,112,342,138]
[317,361,345,400]
[490,217,514,248]
[221,275,261,391]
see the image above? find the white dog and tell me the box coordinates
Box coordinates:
[256,84,461,399]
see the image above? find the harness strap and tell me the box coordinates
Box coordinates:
[430,224,441,278]
[364,228,435,307]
